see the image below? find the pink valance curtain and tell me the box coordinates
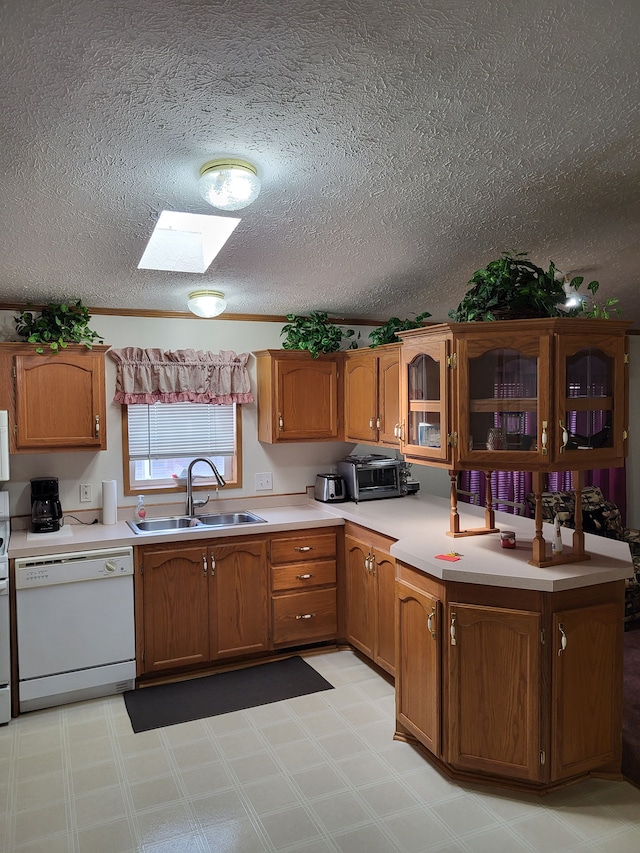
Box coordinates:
[108,348,255,405]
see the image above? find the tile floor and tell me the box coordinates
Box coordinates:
[1,649,640,852]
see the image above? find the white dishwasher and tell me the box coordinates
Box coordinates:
[15,546,136,712]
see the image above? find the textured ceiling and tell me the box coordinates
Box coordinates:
[1,0,638,325]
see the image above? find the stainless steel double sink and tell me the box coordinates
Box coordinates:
[127,510,266,535]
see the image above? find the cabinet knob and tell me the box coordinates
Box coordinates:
[295,573,313,580]
[295,546,312,552]
[295,613,315,620]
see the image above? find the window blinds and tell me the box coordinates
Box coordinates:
[128,403,236,459]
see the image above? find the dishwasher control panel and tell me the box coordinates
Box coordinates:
[15,547,134,588]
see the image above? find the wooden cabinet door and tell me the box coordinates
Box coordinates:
[141,546,210,674]
[377,348,400,447]
[447,603,542,782]
[373,550,396,676]
[210,539,269,659]
[14,350,106,450]
[344,353,378,443]
[276,357,340,440]
[396,580,441,755]
[553,331,628,469]
[551,602,622,781]
[344,534,374,657]
[400,337,452,464]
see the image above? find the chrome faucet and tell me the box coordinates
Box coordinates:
[186,457,226,516]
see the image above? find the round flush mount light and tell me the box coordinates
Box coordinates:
[198,158,261,210]
[187,289,227,318]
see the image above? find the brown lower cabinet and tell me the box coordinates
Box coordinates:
[344,522,396,676]
[138,537,269,676]
[395,561,624,791]
[136,528,338,678]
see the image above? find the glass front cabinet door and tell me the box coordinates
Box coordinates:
[455,327,551,470]
[399,336,451,464]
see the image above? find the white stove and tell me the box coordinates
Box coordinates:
[0,491,11,724]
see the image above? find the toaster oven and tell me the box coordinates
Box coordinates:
[337,454,407,502]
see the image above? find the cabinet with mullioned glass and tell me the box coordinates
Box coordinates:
[398,319,629,564]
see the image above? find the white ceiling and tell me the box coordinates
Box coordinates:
[1,0,638,325]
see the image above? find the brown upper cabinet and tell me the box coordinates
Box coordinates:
[343,344,400,447]
[0,343,109,452]
[397,319,630,473]
[255,349,343,443]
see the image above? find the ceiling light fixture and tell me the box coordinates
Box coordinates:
[187,289,227,318]
[198,158,261,210]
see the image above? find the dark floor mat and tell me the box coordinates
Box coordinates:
[123,656,334,733]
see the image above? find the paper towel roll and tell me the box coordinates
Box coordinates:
[102,480,118,525]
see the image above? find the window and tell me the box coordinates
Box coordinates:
[124,402,241,494]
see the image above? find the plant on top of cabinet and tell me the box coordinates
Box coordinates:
[14,299,104,353]
[368,311,432,347]
[448,251,618,322]
[280,311,358,358]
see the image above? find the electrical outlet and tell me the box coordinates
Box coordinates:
[80,483,92,502]
[255,472,273,491]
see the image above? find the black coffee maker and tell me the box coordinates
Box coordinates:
[31,477,63,533]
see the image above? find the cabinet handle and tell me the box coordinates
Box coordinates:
[295,546,312,552]
[559,420,569,452]
[450,612,457,646]
[393,422,400,438]
[369,554,376,576]
[210,554,216,576]
[295,613,315,620]
[369,417,374,429]
[558,623,567,656]
[376,417,381,429]
[541,420,548,456]
[202,554,208,576]
[278,413,283,430]
[94,415,100,436]
[427,606,436,637]
[295,573,313,580]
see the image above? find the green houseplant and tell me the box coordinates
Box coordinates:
[14,299,104,352]
[368,311,432,347]
[448,251,618,322]
[280,311,357,358]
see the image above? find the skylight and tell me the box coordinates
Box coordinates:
[138,211,240,273]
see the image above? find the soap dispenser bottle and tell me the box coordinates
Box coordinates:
[135,495,146,521]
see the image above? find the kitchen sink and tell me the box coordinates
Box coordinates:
[196,511,265,526]
[127,511,266,535]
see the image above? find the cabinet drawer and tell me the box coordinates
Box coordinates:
[272,589,337,645]
[270,531,336,564]
[271,560,336,592]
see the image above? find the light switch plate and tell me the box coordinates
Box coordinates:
[255,472,273,491]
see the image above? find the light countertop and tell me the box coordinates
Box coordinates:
[8,492,634,592]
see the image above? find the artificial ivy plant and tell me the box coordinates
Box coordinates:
[368,311,432,347]
[14,299,104,353]
[448,251,619,322]
[280,311,358,358]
